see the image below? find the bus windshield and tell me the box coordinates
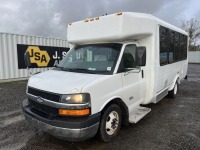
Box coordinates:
[57,43,122,74]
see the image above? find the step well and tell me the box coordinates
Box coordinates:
[129,106,151,123]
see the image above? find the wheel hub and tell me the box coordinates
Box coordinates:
[111,118,118,129]
[106,111,119,135]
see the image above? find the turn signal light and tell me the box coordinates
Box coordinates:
[59,109,90,116]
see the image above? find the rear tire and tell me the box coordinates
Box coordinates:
[168,81,178,98]
[98,104,122,142]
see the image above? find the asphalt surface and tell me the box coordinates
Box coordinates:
[0,64,200,150]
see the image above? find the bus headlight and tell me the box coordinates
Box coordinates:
[61,93,91,104]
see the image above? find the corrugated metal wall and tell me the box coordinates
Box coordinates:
[0,32,68,80]
[188,51,200,63]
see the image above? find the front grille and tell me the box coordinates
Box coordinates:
[28,87,61,102]
[28,99,58,116]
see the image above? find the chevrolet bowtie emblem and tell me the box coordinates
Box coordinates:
[36,96,44,103]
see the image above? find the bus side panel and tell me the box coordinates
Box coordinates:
[156,60,187,94]
[155,24,188,95]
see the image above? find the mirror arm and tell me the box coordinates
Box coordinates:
[124,67,141,75]
[131,67,141,73]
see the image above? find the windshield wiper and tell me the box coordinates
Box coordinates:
[54,66,67,71]
[71,68,90,72]
[55,67,96,74]
[72,68,88,71]
[70,68,97,74]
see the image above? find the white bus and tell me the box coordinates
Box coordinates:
[22,12,188,142]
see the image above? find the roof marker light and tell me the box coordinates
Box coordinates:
[90,18,94,21]
[84,19,89,22]
[95,17,99,20]
[116,12,122,16]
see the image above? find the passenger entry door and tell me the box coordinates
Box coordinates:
[120,44,146,111]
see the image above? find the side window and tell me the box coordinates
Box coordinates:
[122,45,137,69]
[160,27,169,65]
[169,30,175,63]
[183,35,188,59]
[179,34,184,60]
[179,34,188,60]
[159,25,187,66]
[174,32,180,61]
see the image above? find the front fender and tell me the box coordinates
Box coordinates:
[99,96,124,112]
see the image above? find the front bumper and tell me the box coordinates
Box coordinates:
[22,99,100,141]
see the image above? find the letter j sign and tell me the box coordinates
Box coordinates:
[17,44,69,69]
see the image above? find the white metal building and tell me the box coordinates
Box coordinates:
[0,32,69,81]
[188,51,200,63]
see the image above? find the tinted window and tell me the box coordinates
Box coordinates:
[174,32,180,61]
[160,27,168,65]
[169,30,175,63]
[179,34,187,60]
[159,26,187,66]
[122,45,137,69]
[182,36,187,59]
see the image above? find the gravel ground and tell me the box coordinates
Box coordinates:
[0,64,200,150]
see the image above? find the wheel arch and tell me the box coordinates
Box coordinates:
[168,74,180,91]
[100,97,129,126]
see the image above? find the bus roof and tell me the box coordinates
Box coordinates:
[67,12,188,44]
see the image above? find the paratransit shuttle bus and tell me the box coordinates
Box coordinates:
[22,12,188,142]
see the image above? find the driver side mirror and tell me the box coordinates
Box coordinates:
[136,46,146,67]
[24,52,31,68]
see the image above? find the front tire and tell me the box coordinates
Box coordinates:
[98,104,122,142]
[168,81,178,98]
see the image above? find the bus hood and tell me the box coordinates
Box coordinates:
[28,70,104,94]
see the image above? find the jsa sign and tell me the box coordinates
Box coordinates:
[17,44,69,69]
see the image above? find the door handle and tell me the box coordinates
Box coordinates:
[141,70,144,78]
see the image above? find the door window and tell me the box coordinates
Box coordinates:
[122,45,137,69]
